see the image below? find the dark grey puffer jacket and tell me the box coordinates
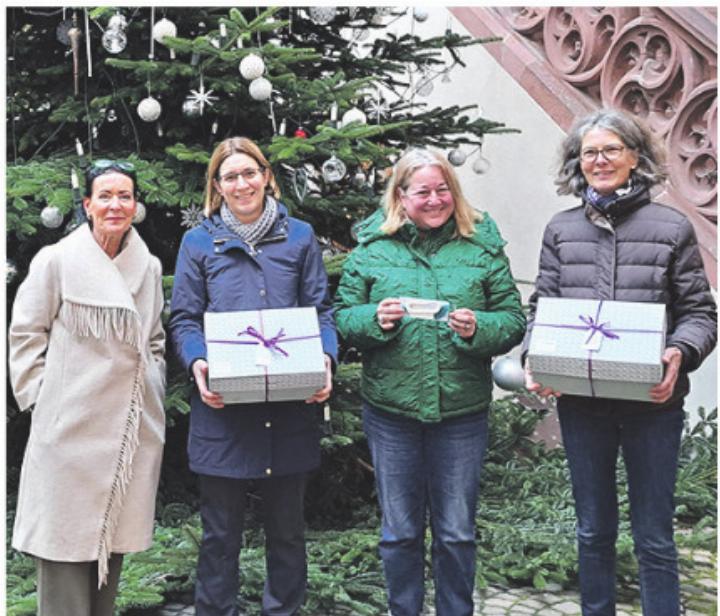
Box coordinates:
[523,184,717,409]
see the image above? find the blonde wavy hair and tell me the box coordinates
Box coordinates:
[380,148,482,237]
[203,137,281,217]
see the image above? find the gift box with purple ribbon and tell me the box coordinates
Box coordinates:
[204,307,326,403]
[528,298,666,401]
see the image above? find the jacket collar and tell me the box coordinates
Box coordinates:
[583,182,652,224]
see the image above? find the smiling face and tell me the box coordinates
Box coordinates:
[83,172,136,241]
[580,128,639,195]
[399,165,455,230]
[213,153,269,223]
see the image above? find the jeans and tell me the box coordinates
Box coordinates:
[558,398,684,616]
[363,403,488,616]
[195,473,308,616]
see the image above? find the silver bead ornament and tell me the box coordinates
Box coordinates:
[137,96,162,122]
[321,155,347,183]
[448,148,467,166]
[101,27,127,54]
[152,17,177,43]
[249,77,272,101]
[41,205,64,229]
[133,201,146,224]
[341,107,367,127]
[308,6,337,25]
[492,356,526,391]
[413,8,429,22]
[239,53,265,80]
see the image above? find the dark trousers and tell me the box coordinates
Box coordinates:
[558,399,684,616]
[195,473,308,616]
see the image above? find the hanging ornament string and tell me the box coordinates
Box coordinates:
[84,8,92,78]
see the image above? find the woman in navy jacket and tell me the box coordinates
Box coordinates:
[169,137,337,616]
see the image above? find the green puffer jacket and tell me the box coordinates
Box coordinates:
[335,209,525,422]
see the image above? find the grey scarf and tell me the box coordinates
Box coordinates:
[221,196,278,246]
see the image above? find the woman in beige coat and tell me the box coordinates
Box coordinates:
[9,160,166,616]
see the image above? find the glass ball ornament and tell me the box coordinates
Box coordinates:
[415,78,434,97]
[107,13,127,31]
[137,96,162,122]
[321,155,347,183]
[448,149,467,166]
[182,97,203,118]
[133,201,146,224]
[6,259,18,284]
[152,17,177,43]
[294,127,308,139]
[41,205,64,229]
[492,356,525,391]
[249,77,272,101]
[308,6,337,25]
[341,107,367,127]
[239,53,265,80]
[472,153,491,175]
[413,8,429,22]
[101,27,127,54]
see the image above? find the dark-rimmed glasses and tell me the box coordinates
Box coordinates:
[580,145,626,163]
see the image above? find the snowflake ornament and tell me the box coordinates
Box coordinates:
[187,78,218,115]
[180,204,205,228]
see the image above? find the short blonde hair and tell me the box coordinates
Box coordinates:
[203,137,281,217]
[380,148,481,237]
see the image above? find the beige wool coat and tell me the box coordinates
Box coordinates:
[9,224,166,585]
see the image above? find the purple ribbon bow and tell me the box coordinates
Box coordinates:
[239,326,289,357]
[578,314,620,345]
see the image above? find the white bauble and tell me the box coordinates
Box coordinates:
[321,155,347,183]
[472,154,491,175]
[341,107,367,127]
[153,17,177,43]
[239,53,265,80]
[41,205,64,229]
[137,96,162,122]
[101,28,127,54]
[492,356,525,391]
[448,148,467,166]
[249,77,272,101]
[413,8,429,22]
[108,13,127,31]
[416,78,434,97]
[133,201,146,224]
[308,6,337,25]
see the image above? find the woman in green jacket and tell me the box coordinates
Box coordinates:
[335,148,525,616]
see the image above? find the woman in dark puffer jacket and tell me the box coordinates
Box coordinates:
[524,109,716,616]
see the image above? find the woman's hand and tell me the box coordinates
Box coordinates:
[192,359,225,409]
[449,308,476,339]
[376,298,405,331]
[649,346,683,404]
[306,355,333,404]
[525,364,562,398]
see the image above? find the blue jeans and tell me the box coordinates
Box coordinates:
[363,403,488,616]
[558,398,684,616]
[195,473,308,616]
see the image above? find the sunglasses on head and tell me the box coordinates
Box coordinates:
[85,159,137,195]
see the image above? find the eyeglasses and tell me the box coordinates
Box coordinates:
[403,186,451,201]
[85,159,137,194]
[580,144,626,163]
[218,168,265,185]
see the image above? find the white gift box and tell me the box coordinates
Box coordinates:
[205,307,326,403]
[528,298,666,401]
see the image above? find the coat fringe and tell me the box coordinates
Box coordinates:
[60,299,145,587]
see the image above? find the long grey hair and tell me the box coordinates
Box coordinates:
[555,109,667,197]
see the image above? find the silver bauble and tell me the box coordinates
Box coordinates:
[321,155,347,183]
[492,356,526,391]
[137,96,162,122]
[249,77,272,101]
[6,259,18,284]
[108,13,127,31]
[416,78,434,97]
[308,6,337,25]
[182,97,203,118]
[413,8,429,22]
[472,154,491,175]
[239,53,265,80]
[153,17,177,43]
[101,28,127,54]
[41,205,64,229]
[341,107,367,127]
[448,149,467,166]
[133,201,146,224]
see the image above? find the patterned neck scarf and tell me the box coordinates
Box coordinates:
[220,196,278,246]
[584,177,634,213]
